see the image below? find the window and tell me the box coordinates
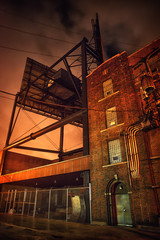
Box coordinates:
[102,69,108,75]
[106,106,117,128]
[108,139,122,164]
[103,79,113,97]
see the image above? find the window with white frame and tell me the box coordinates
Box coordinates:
[103,79,113,97]
[106,106,117,128]
[108,139,122,164]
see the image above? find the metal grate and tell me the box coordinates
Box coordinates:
[0,186,91,223]
[108,139,122,164]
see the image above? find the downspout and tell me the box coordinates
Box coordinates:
[126,124,142,179]
[125,123,160,216]
[123,132,132,187]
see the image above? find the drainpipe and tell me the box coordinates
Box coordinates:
[126,124,142,179]
[123,132,132,188]
[125,123,160,216]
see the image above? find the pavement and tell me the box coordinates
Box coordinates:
[0,214,159,240]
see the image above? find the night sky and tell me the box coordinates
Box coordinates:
[0,0,160,159]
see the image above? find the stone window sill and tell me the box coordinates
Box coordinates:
[100,123,124,133]
[102,161,127,168]
[150,156,160,160]
[98,91,119,103]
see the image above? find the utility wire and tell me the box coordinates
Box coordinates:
[0,24,76,45]
[0,95,14,101]
[65,142,82,151]
[114,41,143,48]
[0,7,82,35]
[0,89,16,96]
[0,45,60,58]
[23,110,59,150]
[1,8,154,49]
[10,114,49,144]
[0,89,143,113]
[24,97,141,113]
[0,42,158,61]
[1,8,159,55]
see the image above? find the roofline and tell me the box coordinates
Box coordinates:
[87,51,127,77]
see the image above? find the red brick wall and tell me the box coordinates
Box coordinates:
[3,151,54,174]
[87,46,160,226]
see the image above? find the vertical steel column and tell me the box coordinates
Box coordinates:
[66,188,69,221]
[22,189,27,215]
[33,189,38,217]
[17,192,20,213]
[5,190,10,213]
[59,125,64,161]
[28,191,32,215]
[89,183,92,224]
[5,94,18,146]
[0,94,18,174]
[0,192,3,210]
[13,190,17,212]
[8,189,13,211]
[81,38,89,156]
[48,189,51,219]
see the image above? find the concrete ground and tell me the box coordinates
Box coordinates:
[0,214,159,240]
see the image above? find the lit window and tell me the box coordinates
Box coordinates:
[103,79,113,97]
[102,69,108,75]
[106,106,117,128]
[108,139,122,164]
[48,79,54,87]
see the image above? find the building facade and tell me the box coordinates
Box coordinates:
[0,39,160,227]
[87,39,160,226]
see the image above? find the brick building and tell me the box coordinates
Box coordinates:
[0,38,159,227]
[87,38,160,226]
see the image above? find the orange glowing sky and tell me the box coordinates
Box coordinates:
[0,0,160,159]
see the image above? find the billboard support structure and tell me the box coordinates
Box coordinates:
[1,15,103,174]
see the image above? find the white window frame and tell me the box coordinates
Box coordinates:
[108,139,122,164]
[106,106,117,128]
[103,79,113,97]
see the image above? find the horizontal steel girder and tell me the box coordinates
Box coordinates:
[14,146,60,154]
[3,110,86,151]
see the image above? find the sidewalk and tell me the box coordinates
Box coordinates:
[0,214,159,240]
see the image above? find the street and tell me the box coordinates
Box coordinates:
[0,214,159,240]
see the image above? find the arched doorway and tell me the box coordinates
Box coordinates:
[107,181,133,226]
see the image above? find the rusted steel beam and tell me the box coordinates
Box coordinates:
[63,57,81,100]
[14,146,60,154]
[3,110,86,151]
[61,147,83,156]
[81,39,89,156]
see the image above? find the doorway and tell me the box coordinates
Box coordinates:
[108,181,132,226]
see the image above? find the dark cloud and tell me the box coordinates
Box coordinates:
[102,23,142,56]
[55,0,83,29]
[1,0,83,30]
[104,41,120,58]
[2,0,44,14]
